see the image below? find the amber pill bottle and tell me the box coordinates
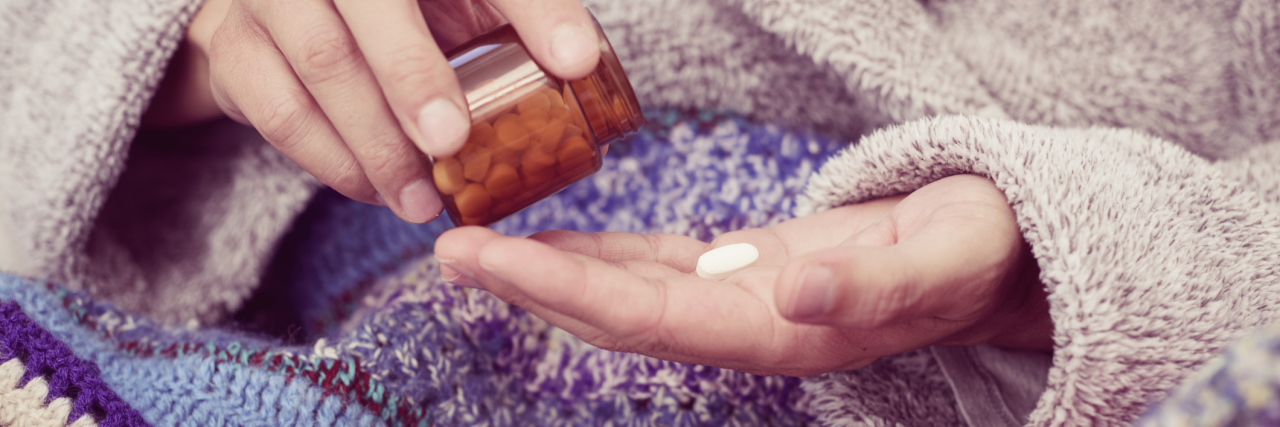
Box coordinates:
[432,14,644,227]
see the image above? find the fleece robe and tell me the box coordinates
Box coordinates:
[2,0,1278,425]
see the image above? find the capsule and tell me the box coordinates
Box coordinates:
[695,243,761,280]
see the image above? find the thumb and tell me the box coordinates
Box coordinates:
[773,215,996,329]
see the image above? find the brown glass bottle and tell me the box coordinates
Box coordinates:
[433,14,644,227]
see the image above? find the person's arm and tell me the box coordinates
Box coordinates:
[433,113,1280,426]
[800,115,1280,426]
[435,172,1048,376]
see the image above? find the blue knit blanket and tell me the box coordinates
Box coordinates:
[0,109,851,426]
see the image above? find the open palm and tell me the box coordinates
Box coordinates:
[435,174,1051,376]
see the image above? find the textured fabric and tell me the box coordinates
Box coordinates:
[3,0,1280,426]
[0,112,972,426]
[800,116,1280,425]
[0,302,145,427]
[0,360,100,427]
[931,345,1052,427]
[1136,320,1280,426]
[725,0,1280,158]
[0,0,219,324]
[0,277,382,427]
[5,0,1273,324]
[0,0,318,325]
[91,121,317,324]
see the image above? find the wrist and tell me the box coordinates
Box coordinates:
[986,245,1054,352]
[934,243,1053,352]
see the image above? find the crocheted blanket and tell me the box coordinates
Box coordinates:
[6,0,1279,425]
[3,110,962,426]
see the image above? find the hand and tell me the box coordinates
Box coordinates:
[153,0,602,223]
[434,175,1051,376]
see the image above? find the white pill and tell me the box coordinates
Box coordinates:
[696,243,760,280]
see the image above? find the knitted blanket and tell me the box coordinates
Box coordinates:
[4,0,1280,425]
[1,111,967,425]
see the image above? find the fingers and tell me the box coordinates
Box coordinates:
[212,0,600,223]
[488,0,600,79]
[436,227,621,344]
[209,5,377,203]
[768,195,904,255]
[439,228,707,360]
[481,237,781,362]
[418,1,505,53]
[528,230,709,273]
[250,0,442,223]
[774,180,1023,329]
[441,227,678,345]
[334,0,471,158]
[774,228,937,329]
[436,227,780,364]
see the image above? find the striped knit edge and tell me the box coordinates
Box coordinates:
[0,358,98,427]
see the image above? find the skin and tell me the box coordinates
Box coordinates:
[436,175,1052,376]
[140,3,1052,376]
[142,0,602,224]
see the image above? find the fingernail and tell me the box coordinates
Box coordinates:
[439,259,479,289]
[791,265,836,320]
[374,193,388,206]
[417,98,469,155]
[549,23,596,68]
[399,178,442,223]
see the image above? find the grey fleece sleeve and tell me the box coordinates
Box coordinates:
[797,115,1280,426]
[0,0,318,324]
[0,0,203,301]
[1215,141,1280,208]
[581,0,874,138]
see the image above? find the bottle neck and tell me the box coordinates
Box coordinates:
[570,15,644,145]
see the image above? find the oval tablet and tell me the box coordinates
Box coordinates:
[461,150,492,182]
[432,157,465,195]
[695,243,760,280]
[484,163,521,200]
[454,183,492,218]
[467,122,496,147]
[517,92,551,114]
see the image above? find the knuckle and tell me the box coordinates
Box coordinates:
[834,256,910,329]
[357,134,417,177]
[318,155,370,195]
[866,279,912,329]
[294,28,363,85]
[378,44,450,91]
[207,20,251,73]
[207,7,264,60]
[255,91,312,150]
[207,24,234,61]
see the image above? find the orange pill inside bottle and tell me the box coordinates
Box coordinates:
[430,11,645,227]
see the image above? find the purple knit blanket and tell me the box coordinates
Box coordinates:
[0,109,853,426]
